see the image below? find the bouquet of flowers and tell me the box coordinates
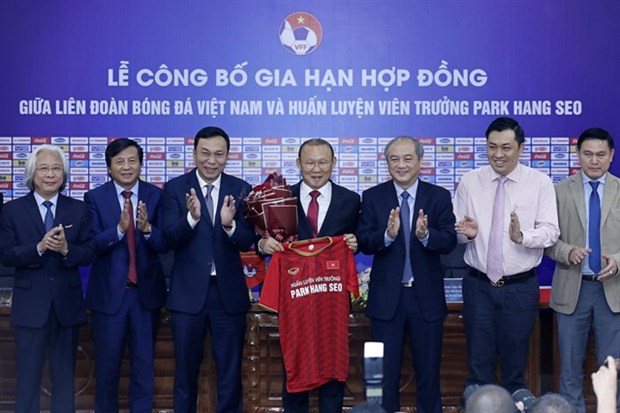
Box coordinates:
[244,172,298,242]
[352,267,371,308]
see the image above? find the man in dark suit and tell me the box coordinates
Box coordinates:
[356,136,457,413]
[259,138,361,413]
[160,126,256,413]
[84,138,168,412]
[0,144,94,413]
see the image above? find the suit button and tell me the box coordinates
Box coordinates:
[49,276,55,281]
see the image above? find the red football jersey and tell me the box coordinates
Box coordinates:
[260,235,359,392]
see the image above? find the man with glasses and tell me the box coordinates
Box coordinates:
[0,144,94,413]
[259,138,360,413]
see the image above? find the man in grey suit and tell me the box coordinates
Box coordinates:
[545,127,620,413]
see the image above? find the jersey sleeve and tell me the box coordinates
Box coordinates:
[258,253,281,312]
[345,247,359,298]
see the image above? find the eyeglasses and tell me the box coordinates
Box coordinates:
[36,166,64,175]
[301,160,332,170]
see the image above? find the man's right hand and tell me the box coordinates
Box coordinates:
[455,215,478,239]
[259,237,284,255]
[186,188,201,221]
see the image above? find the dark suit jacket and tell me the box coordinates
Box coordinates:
[291,180,360,239]
[0,192,94,328]
[356,179,456,322]
[84,180,167,314]
[160,171,255,314]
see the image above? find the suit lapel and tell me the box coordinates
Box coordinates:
[292,183,312,238]
[317,181,340,237]
[104,181,122,217]
[569,173,587,230]
[54,194,68,230]
[24,192,47,235]
[412,180,427,218]
[187,170,211,225]
[602,173,620,226]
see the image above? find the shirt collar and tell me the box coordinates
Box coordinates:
[581,170,606,186]
[393,179,419,199]
[300,180,332,199]
[195,170,222,191]
[34,191,59,206]
[113,180,139,198]
[489,163,523,183]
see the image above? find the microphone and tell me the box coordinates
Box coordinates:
[363,341,384,405]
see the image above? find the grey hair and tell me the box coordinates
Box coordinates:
[383,136,425,159]
[24,144,69,192]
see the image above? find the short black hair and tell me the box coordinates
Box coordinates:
[105,138,144,168]
[485,117,525,145]
[577,127,614,151]
[194,126,230,151]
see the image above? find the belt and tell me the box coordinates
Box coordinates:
[469,268,535,287]
[126,280,138,288]
[402,279,414,288]
[582,274,599,282]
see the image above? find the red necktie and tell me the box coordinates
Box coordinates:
[122,191,138,284]
[307,190,320,238]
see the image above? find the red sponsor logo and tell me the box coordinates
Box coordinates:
[263,138,281,144]
[227,153,242,160]
[455,153,473,160]
[147,153,165,160]
[0,182,12,189]
[0,153,12,159]
[417,137,435,145]
[339,138,357,144]
[532,153,550,160]
[326,261,340,270]
[70,182,89,190]
[340,168,358,175]
[32,137,51,144]
[419,168,435,175]
[70,153,88,159]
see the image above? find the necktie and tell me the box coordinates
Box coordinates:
[43,201,54,232]
[204,184,216,275]
[487,176,507,283]
[307,190,320,238]
[122,191,138,284]
[205,184,215,225]
[589,181,601,273]
[401,191,413,283]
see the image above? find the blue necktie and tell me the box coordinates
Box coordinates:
[401,191,413,283]
[589,181,601,273]
[43,201,54,232]
[205,184,214,225]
